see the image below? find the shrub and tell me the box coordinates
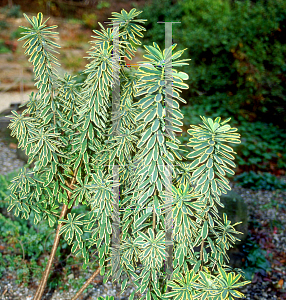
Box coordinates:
[7,9,250,300]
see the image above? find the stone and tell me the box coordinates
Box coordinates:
[9,142,17,149]
[16,147,35,169]
[16,147,29,162]
[219,189,249,246]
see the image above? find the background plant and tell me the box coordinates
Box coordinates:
[241,239,271,281]
[0,20,9,30]
[1,4,22,18]
[10,27,27,40]
[233,171,286,191]
[96,0,111,10]
[5,9,250,300]
[0,38,11,54]
[82,12,98,29]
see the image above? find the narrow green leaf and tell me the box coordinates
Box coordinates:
[205,146,214,155]
[186,148,205,159]
[208,167,214,180]
[151,119,160,132]
[202,221,208,239]
[193,260,201,273]
[189,157,201,170]
[144,108,157,123]
[206,157,213,168]
[192,164,206,178]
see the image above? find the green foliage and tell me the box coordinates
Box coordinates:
[0,20,9,29]
[233,171,286,191]
[73,69,88,85]
[241,240,271,281]
[82,12,98,29]
[0,174,9,206]
[1,5,22,18]
[6,9,251,300]
[232,121,286,171]
[0,39,11,54]
[0,172,91,289]
[97,0,111,10]
[136,0,286,129]
[0,253,6,278]
[0,174,48,285]
[97,297,115,300]
[0,210,54,260]
[132,0,184,48]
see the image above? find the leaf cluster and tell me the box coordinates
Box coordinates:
[179,105,286,173]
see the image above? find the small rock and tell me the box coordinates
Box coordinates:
[9,142,17,149]
[67,273,74,280]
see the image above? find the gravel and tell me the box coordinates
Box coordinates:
[0,136,286,300]
[0,138,25,176]
[228,180,286,300]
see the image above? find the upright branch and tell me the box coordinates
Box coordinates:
[6,12,85,300]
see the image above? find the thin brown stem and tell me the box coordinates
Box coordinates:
[34,88,57,300]
[71,266,101,300]
[43,230,56,253]
[200,239,204,271]
[33,159,83,300]
[13,237,25,261]
[153,207,156,233]
[33,204,69,300]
